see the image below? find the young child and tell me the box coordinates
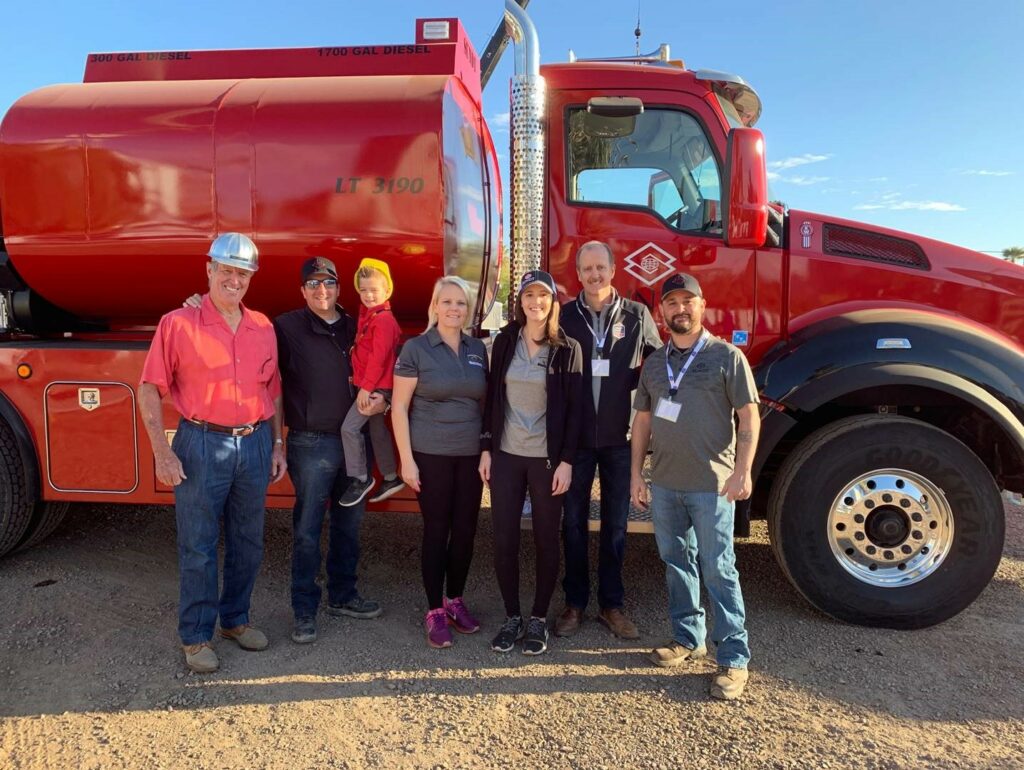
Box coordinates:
[339,258,405,506]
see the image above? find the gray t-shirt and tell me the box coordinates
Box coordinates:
[393,327,488,456]
[500,334,549,457]
[633,335,758,492]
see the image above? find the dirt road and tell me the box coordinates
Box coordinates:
[1,499,1022,770]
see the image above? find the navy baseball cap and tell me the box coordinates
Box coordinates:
[661,272,703,300]
[301,256,338,282]
[518,269,557,296]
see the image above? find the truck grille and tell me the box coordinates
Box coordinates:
[822,224,930,270]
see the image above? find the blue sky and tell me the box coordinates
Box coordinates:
[2,0,1020,254]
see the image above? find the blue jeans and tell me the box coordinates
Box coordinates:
[562,445,631,610]
[287,431,366,619]
[173,420,272,646]
[650,485,750,668]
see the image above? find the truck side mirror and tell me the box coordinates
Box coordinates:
[723,128,768,249]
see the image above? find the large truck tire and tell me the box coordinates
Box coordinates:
[0,419,35,557]
[14,501,71,552]
[767,415,1004,629]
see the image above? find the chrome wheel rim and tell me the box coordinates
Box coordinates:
[827,468,954,587]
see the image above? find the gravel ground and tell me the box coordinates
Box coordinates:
[0,497,1021,770]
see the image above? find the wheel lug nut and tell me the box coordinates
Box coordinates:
[912,531,922,540]
[866,545,877,555]
[901,544,912,554]
[883,550,894,560]
[854,514,865,524]
[882,493,893,503]
[911,512,922,522]
[900,499,911,508]
[854,532,865,541]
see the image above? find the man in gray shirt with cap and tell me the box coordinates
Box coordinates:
[630,272,760,700]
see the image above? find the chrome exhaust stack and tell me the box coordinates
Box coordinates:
[505,0,545,296]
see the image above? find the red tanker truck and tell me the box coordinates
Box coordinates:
[1,2,1022,630]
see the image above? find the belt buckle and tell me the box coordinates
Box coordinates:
[233,424,255,437]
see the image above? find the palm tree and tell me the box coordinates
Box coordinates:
[1003,247,1024,264]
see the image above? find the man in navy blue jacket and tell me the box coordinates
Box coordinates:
[556,241,662,639]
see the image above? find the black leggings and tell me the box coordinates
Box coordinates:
[490,451,564,619]
[414,451,483,610]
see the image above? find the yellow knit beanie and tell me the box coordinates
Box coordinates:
[354,257,394,295]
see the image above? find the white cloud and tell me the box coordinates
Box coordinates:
[766,171,780,181]
[854,200,965,212]
[890,200,966,211]
[960,169,1014,177]
[768,153,832,170]
[867,176,888,182]
[492,111,510,129]
[782,176,831,186]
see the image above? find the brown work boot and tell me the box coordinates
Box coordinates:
[711,666,749,700]
[182,642,219,673]
[218,624,269,651]
[648,640,707,668]
[597,607,640,640]
[554,606,584,637]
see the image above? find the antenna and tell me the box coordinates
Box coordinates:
[634,2,642,56]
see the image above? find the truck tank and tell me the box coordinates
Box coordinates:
[0,19,501,331]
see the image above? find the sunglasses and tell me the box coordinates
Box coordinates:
[304,278,338,289]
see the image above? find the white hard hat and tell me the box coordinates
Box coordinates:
[207,233,259,272]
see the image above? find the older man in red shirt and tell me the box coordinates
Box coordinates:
[139,233,286,674]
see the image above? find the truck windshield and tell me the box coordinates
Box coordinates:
[566,107,722,235]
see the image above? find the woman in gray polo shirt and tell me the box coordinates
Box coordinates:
[392,276,489,649]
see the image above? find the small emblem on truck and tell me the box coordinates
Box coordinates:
[78,388,100,411]
[732,330,749,346]
[800,221,813,248]
[623,242,677,287]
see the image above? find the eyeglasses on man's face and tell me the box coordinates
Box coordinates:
[304,278,338,289]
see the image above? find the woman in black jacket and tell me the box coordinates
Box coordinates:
[479,269,583,655]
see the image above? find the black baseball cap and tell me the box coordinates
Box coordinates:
[518,269,557,296]
[661,272,703,300]
[301,256,338,282]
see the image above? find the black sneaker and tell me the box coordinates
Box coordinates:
[369,477,406,503]
[522,616,549,656]
[291,617,317,644]
[490,615,524,653]
[325,595,383,619]
[339,478,375,507]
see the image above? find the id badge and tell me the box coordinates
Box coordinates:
[591,359,610,378]
[655,396,682,423]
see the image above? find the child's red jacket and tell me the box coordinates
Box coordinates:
[351,301,401,391]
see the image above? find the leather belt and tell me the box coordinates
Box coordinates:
[187,419,263,437]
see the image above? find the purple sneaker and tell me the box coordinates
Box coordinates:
[425,608,453,649]
[444,596,481,634]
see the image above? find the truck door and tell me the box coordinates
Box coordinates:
[546,89,758,351]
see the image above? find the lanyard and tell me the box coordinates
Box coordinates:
[665,329,710,398]
[578,295,619,358]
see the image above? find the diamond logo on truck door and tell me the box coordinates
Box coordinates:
[623,242,677,287]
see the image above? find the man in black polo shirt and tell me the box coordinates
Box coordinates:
[276,257,385,644]
[556,240,662,639]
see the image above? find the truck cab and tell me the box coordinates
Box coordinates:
[519,37,1024,629]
